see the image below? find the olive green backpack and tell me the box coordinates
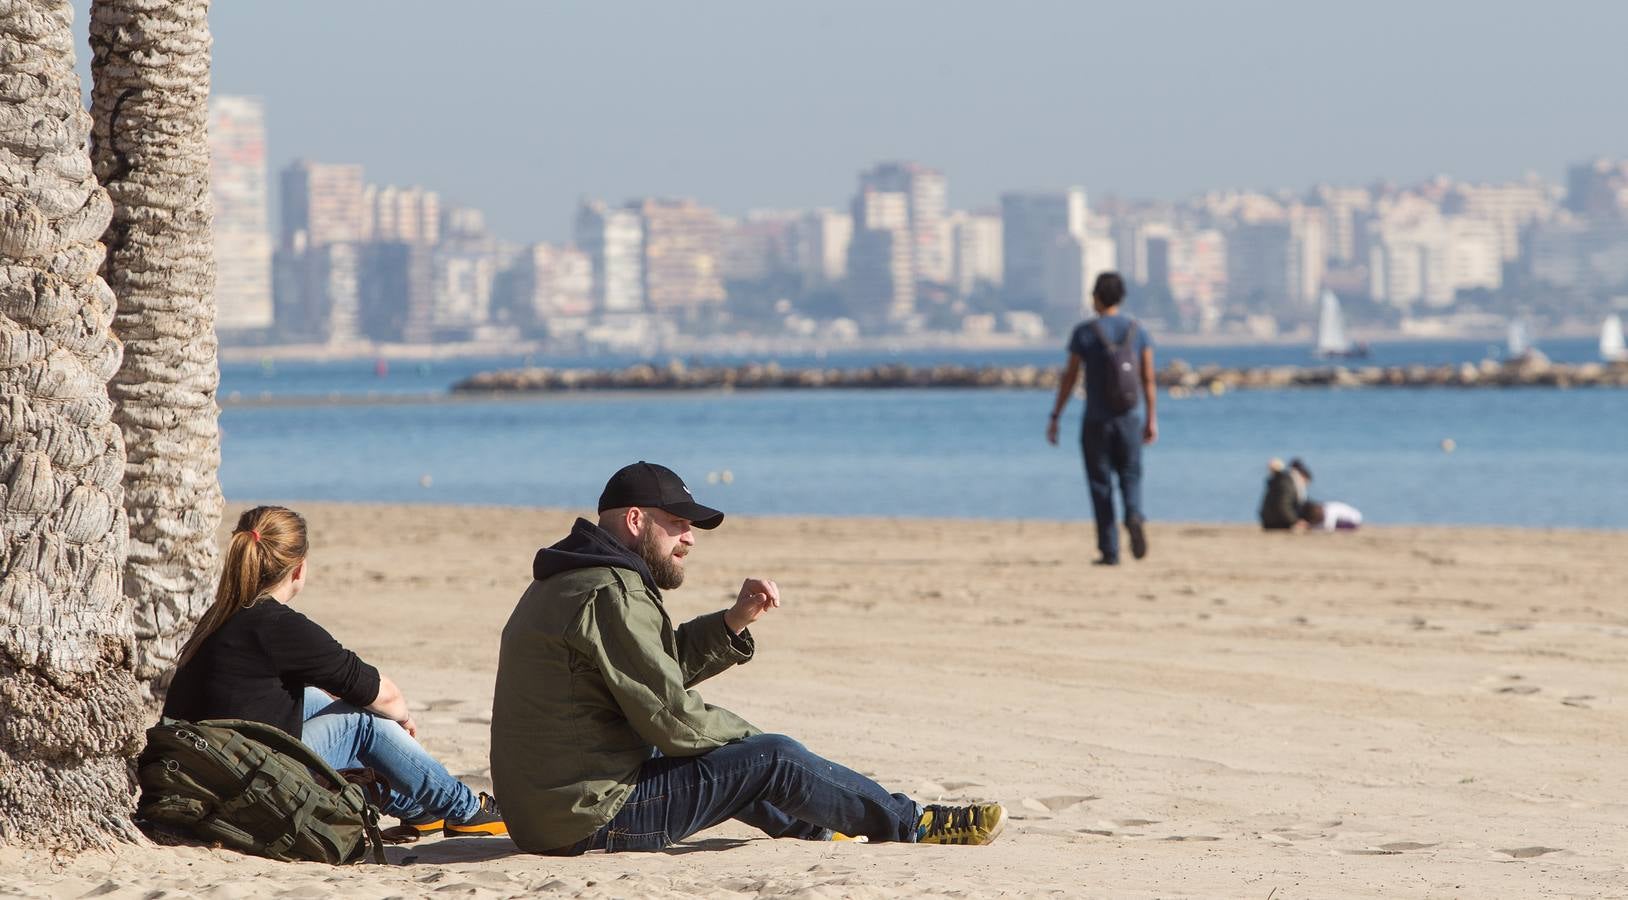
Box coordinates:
[136,718,386,864]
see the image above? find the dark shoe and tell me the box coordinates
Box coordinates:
[1092,556,1119,566]
[397,814,444,838]
[444,791,506,836]
[1126,516,1148,560]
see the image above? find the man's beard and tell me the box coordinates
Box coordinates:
[636,527,686,590]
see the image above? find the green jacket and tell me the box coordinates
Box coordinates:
[490,520,758,852]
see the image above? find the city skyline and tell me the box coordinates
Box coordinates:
[71,1,1628,243]
[241,102,1628,352]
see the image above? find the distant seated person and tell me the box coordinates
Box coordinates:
[1259,457,1312,530]
[1298,500,1363,532]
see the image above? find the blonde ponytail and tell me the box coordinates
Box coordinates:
[176,506,309,668]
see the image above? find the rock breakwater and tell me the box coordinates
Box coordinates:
[452,356,1628,395]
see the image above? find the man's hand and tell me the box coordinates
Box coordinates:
[725,578,780,634]
[1143,417,1158,445]
[397,715,418,738]
[1045,416,1060,445]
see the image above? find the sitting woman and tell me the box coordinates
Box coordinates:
[162,505,503,837]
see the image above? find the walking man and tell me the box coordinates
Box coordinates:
[1046,272,1158,565]
[490,461,1006,854]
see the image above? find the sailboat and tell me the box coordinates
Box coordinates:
[1506,317,1531,361]
[1313,289,1369,359]
[1600,314,1627,362]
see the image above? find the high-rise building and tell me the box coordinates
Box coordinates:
[846,189,914,321]
[209,96,273,331]
[1527,220,1628,289]
[1225,207,1325,314]
[359,242,434,342]
[1442,180,1556,262]
[280,160,367,249]
[635,198,727,313]
[276,161,368,342]
[1564,158,1628,219]
[791,208,852,289]
[947,211,1003,297]
[858,161,949,284]
[719,210,799,283]
[1308,185,1373,266]
[513,243,592,334]
[575,200,645,314]
[1041,232,1118,323]
[1001,188,1087,311]
[1150,228,1227,326]
[1109,215,1172,286]
[1372,214,1502,308]
[364,184,440,245]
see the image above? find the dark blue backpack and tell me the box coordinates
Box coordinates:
[1092,318,1141,416]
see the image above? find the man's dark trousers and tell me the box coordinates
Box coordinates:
[1081,413,1143,561]
[550,733,921,853]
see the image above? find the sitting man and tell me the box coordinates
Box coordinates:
[490,461,1005,854]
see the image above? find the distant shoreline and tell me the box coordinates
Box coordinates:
[215,325,1594,366]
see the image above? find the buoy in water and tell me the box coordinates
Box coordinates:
[419,473,433,488]
[1440,438,1456,454]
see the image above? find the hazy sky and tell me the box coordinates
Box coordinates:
[73,1,1628,242]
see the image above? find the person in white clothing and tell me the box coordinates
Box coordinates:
[1299,500,1362,532]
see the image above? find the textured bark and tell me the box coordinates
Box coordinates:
[89,0,222,700]
[0,0,145,849]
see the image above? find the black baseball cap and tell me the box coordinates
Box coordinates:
[598,462,724,529]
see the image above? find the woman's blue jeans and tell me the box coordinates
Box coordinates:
[299,687,479,822]
[557,733,921,853]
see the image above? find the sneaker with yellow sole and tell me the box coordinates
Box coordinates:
[443,791,506,837]
[916,802,1006,845]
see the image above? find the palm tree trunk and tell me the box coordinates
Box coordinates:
[0,0,144,848]
[89,0,222,701]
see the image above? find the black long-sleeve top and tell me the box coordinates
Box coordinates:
[163,599,381,738]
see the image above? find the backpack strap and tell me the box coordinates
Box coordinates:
[1091,317,1140,352]
[200,718,351,789]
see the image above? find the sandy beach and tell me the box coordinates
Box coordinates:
[3,503,1625,898]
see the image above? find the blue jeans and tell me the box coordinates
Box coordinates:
[300,688,479,823]
[1081,414,1144,560]
[553,734,921,853]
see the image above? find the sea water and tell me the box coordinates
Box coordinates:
[217,338,1626,528]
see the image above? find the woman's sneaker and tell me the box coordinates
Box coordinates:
[917,802,1006,845]
[398,814,445,837]
[444,791,506,836]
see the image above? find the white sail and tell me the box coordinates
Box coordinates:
[1315,289,1351,355]
[1506,318,1530,359]
[1603,314,1627,362]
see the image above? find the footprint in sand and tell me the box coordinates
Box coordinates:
[1038,795,1097,812]
[1020,795,1099,814]
[1378,841,1438,852]
[1498,846,1564,859]
[1561,695,1595,709]
[1496,685,1541,695]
